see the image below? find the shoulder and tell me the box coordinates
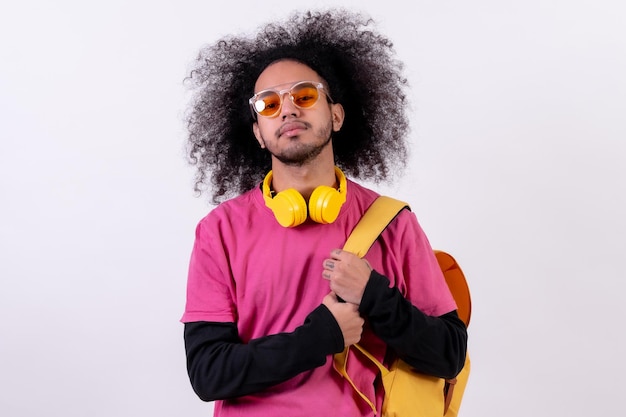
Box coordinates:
[344,179,379,211]
[196,185,270,234]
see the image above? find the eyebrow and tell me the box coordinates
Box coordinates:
[254,80,323,93]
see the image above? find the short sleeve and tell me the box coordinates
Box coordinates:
[180,217,237,323]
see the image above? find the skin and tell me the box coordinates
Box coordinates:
[251,60,371,347]
[322,250,373,305]
[252,60,345,199]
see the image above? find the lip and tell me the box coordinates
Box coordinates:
[279,121,308,137]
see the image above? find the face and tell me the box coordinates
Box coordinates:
[252,60,344,166]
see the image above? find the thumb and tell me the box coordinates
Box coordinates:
[323,291,338,305]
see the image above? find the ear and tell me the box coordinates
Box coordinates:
[331,103,345,132]
[253,122,266,148]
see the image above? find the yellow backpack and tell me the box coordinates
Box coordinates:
[335,196,471,416]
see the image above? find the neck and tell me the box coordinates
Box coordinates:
[270,159,338,201]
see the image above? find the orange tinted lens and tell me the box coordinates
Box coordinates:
[254,91,281,116]
[291,84,319,108]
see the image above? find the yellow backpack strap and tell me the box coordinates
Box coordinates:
[333,196,410,414]
[333,346,378,413]
[342,196,410,258]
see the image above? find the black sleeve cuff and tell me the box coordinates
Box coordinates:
[359,269,394,316]
[301,304,345,355]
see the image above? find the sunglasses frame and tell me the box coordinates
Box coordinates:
[249,81,333,119]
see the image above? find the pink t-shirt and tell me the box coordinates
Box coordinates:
[182,180,457,416]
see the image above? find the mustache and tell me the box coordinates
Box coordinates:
[276,120,311,137]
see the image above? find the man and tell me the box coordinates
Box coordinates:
[181,9,467,417]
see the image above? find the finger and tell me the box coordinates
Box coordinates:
[330,248,343,259]
[323,259,336,270]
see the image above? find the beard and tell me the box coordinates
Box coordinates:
[264,119,334,166]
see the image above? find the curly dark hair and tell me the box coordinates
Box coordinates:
[185,8,410,204]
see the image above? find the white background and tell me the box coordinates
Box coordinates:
[1,1,624,416]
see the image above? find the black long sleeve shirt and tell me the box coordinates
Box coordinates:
[184,270,467,402]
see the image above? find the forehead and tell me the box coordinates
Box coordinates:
[254,60,323,92]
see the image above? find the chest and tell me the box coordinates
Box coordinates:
[228,221,350,338]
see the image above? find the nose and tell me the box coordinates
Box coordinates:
[280,93,300,119]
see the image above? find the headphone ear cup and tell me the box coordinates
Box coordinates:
[271,189,308,228]
[309,186,343,224]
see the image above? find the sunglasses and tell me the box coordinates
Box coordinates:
[249,81,333,118]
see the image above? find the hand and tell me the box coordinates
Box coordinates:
[322,249,372,305]
[322,292,364,347]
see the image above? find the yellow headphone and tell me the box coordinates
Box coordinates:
[262,166,347,228]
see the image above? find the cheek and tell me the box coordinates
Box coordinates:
[253,123,266,148]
